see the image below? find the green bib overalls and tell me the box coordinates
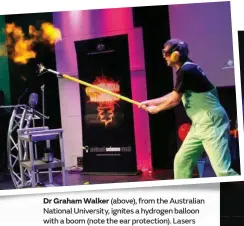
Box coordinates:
[174,62,238,178]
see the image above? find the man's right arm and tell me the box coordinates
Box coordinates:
[140,96,167,106]
[140,68,187,109]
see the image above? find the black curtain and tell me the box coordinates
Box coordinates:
[133,5,178,169]
[238,31,244,118]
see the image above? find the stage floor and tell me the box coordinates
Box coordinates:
[0,170,172,190]
[0,164,217,190]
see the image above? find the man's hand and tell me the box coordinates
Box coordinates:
[138,101,160,114]
[138,100,152,110]
[146,105,160,114]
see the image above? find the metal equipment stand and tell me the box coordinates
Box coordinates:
[0,105,66,188]
[17,127,66,188]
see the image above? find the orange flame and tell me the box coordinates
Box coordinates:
[85,76,120,126]
[5,23,36,64]
[40,23,62,45]
[29,22,62,45]
[14,39,36,64]
[29,25,39,39]
[3,22,62,64]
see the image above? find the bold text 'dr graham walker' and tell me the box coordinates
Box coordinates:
[43,198,109,204]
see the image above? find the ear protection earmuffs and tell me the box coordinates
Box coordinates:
[170,41,185,63]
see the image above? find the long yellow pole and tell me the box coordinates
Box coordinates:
[62,74,141,106]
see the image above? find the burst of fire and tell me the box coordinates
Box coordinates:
[40,23,62,45]
[85,76,120,126]
[29,22,62,45]
[5,23,36,64]
[1,22,62,64]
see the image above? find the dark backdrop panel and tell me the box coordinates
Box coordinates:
[75,35,137,173]
[238,31,244,117]
[5,13,61,157]
[133,6,178,169]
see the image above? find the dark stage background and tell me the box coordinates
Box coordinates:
[238,31,244,113]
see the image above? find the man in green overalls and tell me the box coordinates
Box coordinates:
[140,38,238,179]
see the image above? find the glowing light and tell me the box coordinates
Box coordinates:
[85,76,120,126]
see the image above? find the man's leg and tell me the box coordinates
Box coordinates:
[174,126,204,179]
[201,119,238,177]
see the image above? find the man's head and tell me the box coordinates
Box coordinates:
[162,39,189,67]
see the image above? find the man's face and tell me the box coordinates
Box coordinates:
[162,45,173,66]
